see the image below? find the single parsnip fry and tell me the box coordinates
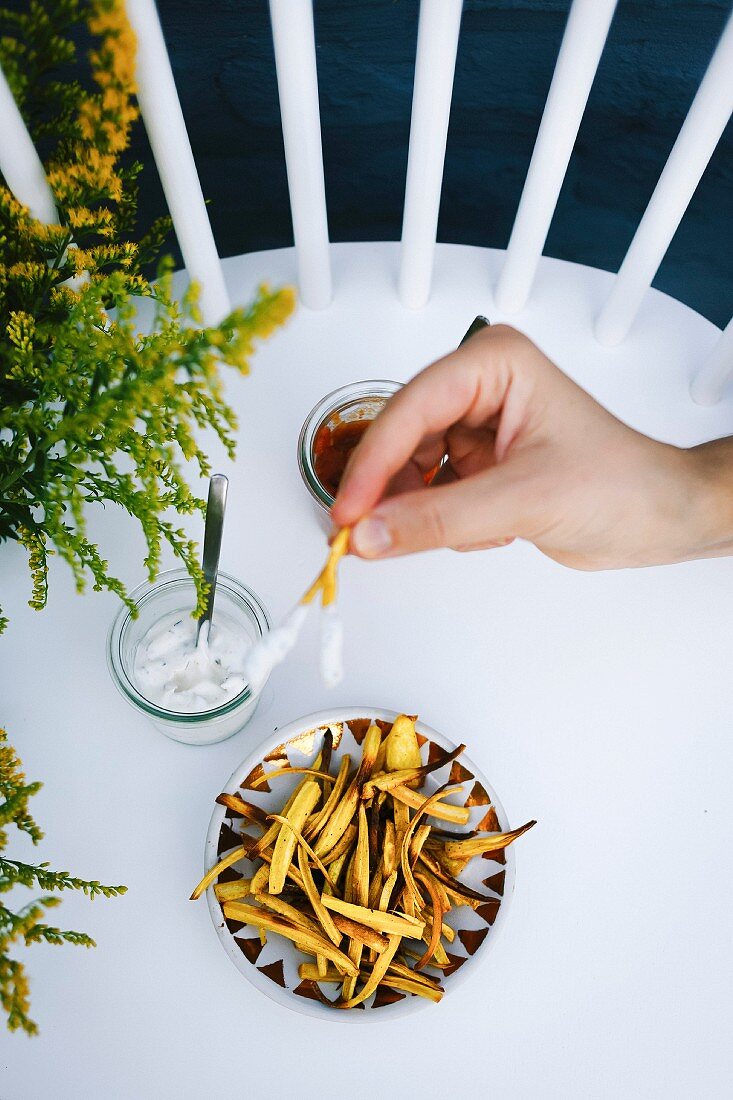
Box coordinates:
[190,846,245,900]
[353,805,370,905]
[389,785,470,825]
[304,754,351,840]
[439,820,536,861]
[296,844,343,948]
[373,736,388,776]
[343,939,363,1001]
[319,729,334,797]
[323,849,349,897]
[409,824,432,866]
[420,904,456,942]
[268,781,320,894]
[250,767,337,789]
[215,793,269,826]
[385,714,422,787]
[338,934,403,1009]
[367,864,385,911]
[249,863,271,896]
[321,895,425,938]
[222,903,358,976]
[363,744,466,798]
[321,823,358,866]
[331,914,389,952]
[392,797,410,864]
[378,869,398,914]
[343,848,356,903]
[254,893,322,937]
[413,873,444,969]
[383,819,396,876]
[214,878,252,902]
[399,786,464,914]
[268,814,337,891]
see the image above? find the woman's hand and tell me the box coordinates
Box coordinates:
[331,325,733,570]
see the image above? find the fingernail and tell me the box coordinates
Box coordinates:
[352,516,393,558]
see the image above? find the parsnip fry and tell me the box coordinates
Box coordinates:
[440,820,536,861]
[215,793,269,825]
[413,872,444,969]
[321,823,358,866]
[214,878,252,902]
[385,714,422,785]
[268,781,320,894]
[321,895,425,938]
[338,934,402,1009]
[254,893,322,937]
[389,785,470,825]
[222,902,357,976]
[296,844,343,948]
[190,846,245,900]
[268,814,336,891]
[330,915,389,953]
[250,767,337,789]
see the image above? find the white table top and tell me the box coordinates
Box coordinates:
[1,243,732,1099]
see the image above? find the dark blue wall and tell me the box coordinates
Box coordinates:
[141,0,733,326]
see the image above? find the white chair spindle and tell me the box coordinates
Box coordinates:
[126,0,230,325]
[0,63,57,224]
[269,0,332,310]
[494,0,618,314]
[398,0,463,310]
[690,317,733,406]
[595,14,733,347]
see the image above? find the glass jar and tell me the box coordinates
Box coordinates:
[107,569,271,745]
[298,380,402,518]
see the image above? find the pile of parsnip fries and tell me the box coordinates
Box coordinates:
[192,715,534,1009]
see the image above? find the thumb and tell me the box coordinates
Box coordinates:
[350,469,522,558]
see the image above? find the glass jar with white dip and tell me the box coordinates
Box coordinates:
[107,569,271,745]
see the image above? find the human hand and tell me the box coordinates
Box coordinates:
[331,325,732,570]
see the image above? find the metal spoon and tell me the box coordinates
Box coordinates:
[196,473,228,644]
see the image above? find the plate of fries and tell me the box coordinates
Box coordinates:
[194,708,535,1018]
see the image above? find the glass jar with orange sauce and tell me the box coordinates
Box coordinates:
[297,380,402,518]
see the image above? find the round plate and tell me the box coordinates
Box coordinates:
[204,707,518,1020]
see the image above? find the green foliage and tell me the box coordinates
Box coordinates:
[0,0,295,631]
[0,727,127,1035]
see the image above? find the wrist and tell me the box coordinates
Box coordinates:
[683,438,733,559]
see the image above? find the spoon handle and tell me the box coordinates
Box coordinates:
[197,473,228,640]
[459,315,490,345]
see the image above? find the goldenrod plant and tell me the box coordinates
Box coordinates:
[0,728,127,1034]
[0,0,295,632]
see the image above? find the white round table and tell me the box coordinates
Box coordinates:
[1,243,732,1098]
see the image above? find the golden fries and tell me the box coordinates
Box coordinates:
[192,714,535,1009]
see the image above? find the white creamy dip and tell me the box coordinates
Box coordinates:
[132,611,251,713]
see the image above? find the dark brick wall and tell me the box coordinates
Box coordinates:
[137,0,733,326]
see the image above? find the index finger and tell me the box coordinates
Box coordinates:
[331,328,513,525]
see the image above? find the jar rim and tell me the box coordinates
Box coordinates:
[106,568,271,723]
[297,379,402,510]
